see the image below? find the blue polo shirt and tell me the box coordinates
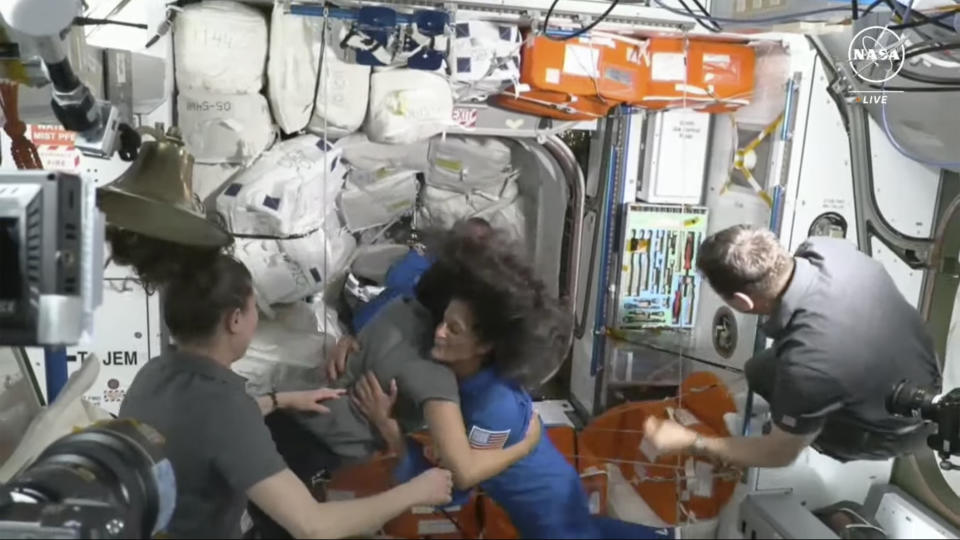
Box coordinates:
[395,368,672,539]
[460,369,596,538]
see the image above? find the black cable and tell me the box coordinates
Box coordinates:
[896,66,960,85]
[867,81,960,91]
[853,0,859,20]
[679,0,720,32]
[883,0,957,33]
[905,40,960,58]
[543,0,621,41]
[307,18,329,125]
[890,9,957,30]
[73,17,148,30]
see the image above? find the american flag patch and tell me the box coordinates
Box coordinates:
[468,426,510,449]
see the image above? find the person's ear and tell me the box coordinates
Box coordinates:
[226,307,244,335]
[729,292,755,313]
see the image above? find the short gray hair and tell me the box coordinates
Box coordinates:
[696,225,791,298]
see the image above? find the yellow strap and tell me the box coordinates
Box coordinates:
[0,28,30,85]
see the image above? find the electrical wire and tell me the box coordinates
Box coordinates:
[652,0,883,25]
[906,39,960,58]
[883,0,957,32]
[889,8,957,30]
[73,16,148,30]
[542,0,621,41]
[678,0,720,32]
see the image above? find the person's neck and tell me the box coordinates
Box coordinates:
[760,258,797,315]
[450,355,486,380]
[179,340,236,369]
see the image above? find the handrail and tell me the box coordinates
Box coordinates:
[542,135,585,323]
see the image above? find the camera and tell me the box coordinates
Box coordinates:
[887,380,960,469]
[0,419,176,538]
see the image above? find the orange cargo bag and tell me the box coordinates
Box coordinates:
[637,38,755,112]
[520,34,646,102]
[492,86,618,120]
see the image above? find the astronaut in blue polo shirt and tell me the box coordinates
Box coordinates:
[351,217,493,332]
[352,229,672,539]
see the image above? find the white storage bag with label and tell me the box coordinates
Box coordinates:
[339,169,419,232]
[339,133,431,172]
[216,135,347,237]
[427,135,514,192]
[365,69,454,144]
[449,20,521,101]
[419,179,527,242]
[174,0,268,94]
[233,215,356,307]
[267,6,371,135]
[178,91,275,164]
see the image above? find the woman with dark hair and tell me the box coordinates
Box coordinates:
[356,229,669,539]
[118,252,453,539]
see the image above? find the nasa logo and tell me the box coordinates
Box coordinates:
[847,25,906,84]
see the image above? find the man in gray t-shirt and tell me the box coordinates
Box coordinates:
[286,296,460,460]
[644,225,940,467]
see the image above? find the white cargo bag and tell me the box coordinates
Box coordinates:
[193,163,242,203]
[268,6,371,135]
[234,218,356,307]
[365,69,454,144]
[216,135,347,237]
[339,133,431,172]
[232,299,342,395]
[305,49,372,138]
[174,0,268,94]
[450,21,521,101]
[339,170,419,232]
[178,91,275,164]
[427,136,514,192]
[419,180,527,242]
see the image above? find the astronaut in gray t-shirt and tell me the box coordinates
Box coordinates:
[283,296,459,460]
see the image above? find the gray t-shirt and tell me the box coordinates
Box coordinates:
[747,237,940,460]
[287,297,460,459]
[119,351,286,539]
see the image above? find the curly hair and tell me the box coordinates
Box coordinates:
[106,226,228,291]
[416,221,573,389]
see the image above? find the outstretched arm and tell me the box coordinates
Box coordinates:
[644,417,814,468]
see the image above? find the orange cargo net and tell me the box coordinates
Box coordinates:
[636,38,756,113]
[520,34,647,103]
[0,82,43,170]
[578,371,742,525]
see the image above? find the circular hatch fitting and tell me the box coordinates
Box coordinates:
[809,212,848,239]
[712,307,738,359]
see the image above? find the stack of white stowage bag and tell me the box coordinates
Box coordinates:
[175,0,275,165]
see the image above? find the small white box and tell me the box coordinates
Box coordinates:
[638,109,711,205]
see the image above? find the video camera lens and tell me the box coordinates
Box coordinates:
[887,379,940,421]
[0,418,175,539]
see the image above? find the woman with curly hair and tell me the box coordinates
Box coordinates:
[355,226,669,539]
